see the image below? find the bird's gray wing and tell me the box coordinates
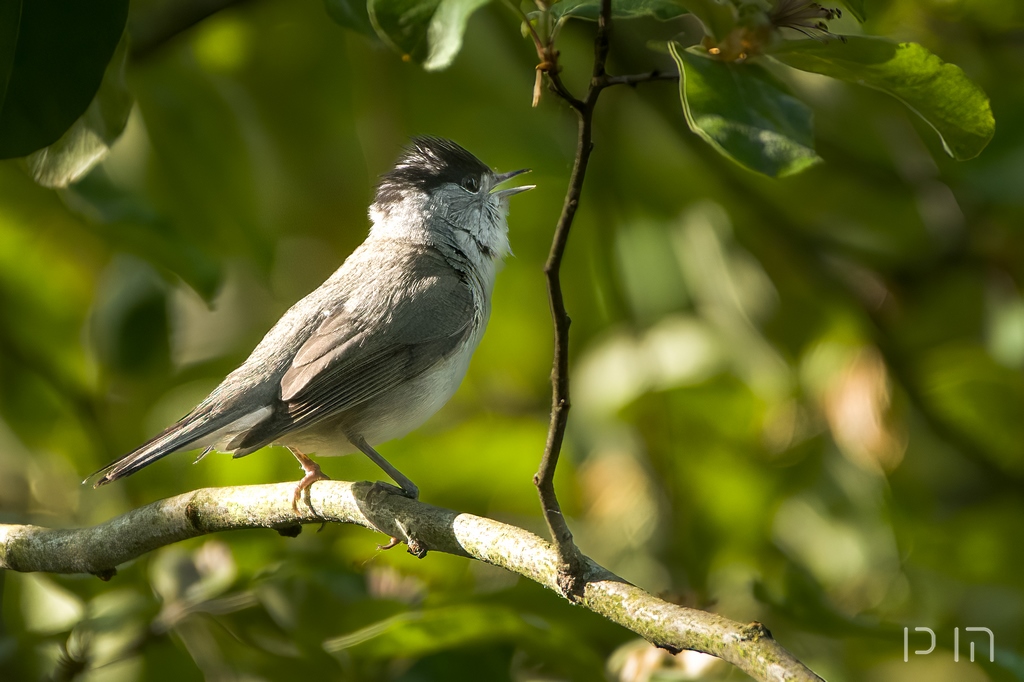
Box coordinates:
[229,264,476,453]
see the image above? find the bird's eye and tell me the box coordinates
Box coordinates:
[461,175,480,193]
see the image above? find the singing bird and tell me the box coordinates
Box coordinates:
[89,137,534,510]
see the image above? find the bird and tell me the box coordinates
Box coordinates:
[88,137,534,511]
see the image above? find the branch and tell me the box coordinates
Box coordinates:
[0,481,823,682]
[535,0,677,596]
[534,0,616,600]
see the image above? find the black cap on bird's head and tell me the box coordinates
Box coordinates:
[375,137,491,207]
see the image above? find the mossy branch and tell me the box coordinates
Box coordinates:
[0,480,823,682]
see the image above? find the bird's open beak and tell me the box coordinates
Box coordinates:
[491,168,535,198]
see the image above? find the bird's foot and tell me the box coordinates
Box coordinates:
[367,492,427,558]
[290,450,331,514]
[374,524,427,558]
[370,480,418,500]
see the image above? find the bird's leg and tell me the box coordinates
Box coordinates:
[351,437,427,557]
[351,436,419,500]
[288,447,330,514]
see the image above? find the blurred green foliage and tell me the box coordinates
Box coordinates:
[1,0,1023,680]
[0,0,129,157]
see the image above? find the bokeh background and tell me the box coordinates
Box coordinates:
[2,0,1024,680]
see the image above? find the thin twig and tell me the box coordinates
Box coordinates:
[546,68,585,111]
[534,0,614,598]
[0,481,825,682]
[505,0,546,58]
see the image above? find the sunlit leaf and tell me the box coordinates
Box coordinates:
[669,43,821,177]
[24,35,132,188]
[771,37,995,160]
[0,0,129,158]
[368,0,491,70]
[424,0,493,70]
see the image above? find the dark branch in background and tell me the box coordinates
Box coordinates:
[0,481,825,682]
[129,0,253,61]
[600,70,679,87]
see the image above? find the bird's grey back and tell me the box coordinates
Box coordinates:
[197,236,481,452]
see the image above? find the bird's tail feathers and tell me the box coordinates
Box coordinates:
[86,410,228,488]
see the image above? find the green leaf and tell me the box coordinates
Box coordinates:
[0,1,21,117]
[771,37,995,160]
[0,0,129,159]
[24,34,132,188]
[369,0,437,64]
[424,0,492,69]
[548,0,689,22]
[323,0,376,37]
[324,604,605,680]
[669,43,822,177]
[842,0,867,22]
[368,0,491,71]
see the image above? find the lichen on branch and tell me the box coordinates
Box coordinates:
[1,480,823,682]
